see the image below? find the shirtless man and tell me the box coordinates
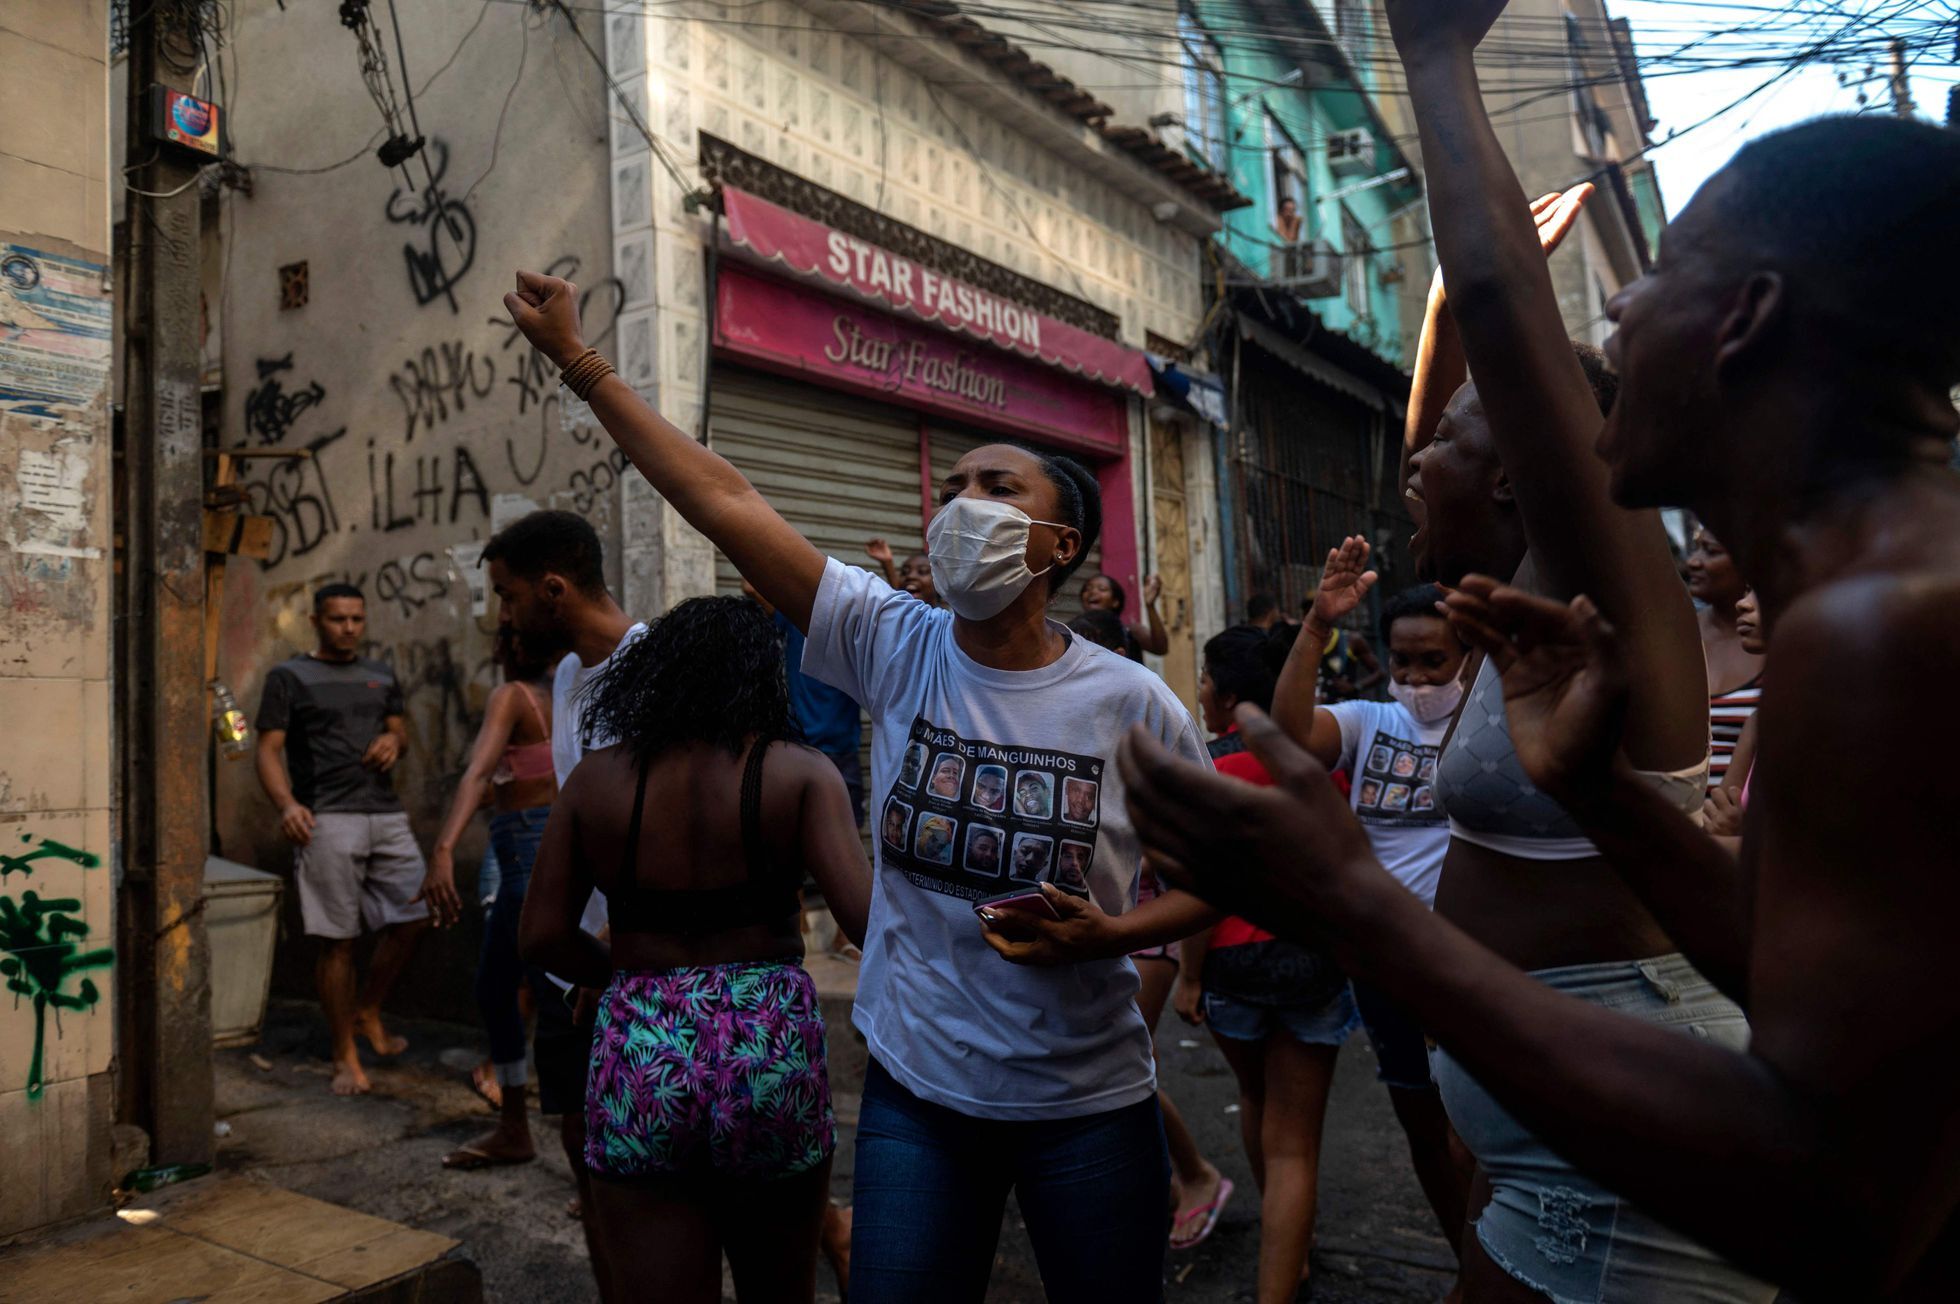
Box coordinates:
[1118,2,1960,1296]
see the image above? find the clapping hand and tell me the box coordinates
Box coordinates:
[1442,576,1628,804]
[1309,536,1379,629]
[1118,708,1385,944]
[1429,185,1596,301]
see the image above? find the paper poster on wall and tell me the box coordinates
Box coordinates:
[0,242,111,419]
[446,541,488,618]
[12,440,101,559]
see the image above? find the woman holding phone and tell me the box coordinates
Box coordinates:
[504,269,1214,1302]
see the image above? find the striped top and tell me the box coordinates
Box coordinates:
[1708,677,1762,792]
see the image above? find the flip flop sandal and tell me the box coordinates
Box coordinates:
[441,1144,533,1171]
[1169,1177,1235,1251]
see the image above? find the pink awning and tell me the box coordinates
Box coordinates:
[720,186,1153,397]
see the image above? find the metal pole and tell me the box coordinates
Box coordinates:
[117,0,215,1167]
[1889,39,1916,119]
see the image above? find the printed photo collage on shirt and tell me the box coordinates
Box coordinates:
[1354,726,1443,826]
[878,714,1102,901]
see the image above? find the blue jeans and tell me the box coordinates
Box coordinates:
[1433,953,1776,1304]
[851,1058,1170,1303]
[480,806,550,1078]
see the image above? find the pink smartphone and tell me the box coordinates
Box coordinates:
[975,888,1061,921]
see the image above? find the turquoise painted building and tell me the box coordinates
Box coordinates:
[1176,1,1422,368]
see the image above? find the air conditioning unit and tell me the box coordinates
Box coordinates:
[1271,239,1341,299]
[1328,127,1373,177]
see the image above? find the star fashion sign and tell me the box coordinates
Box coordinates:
[714,266,1128,452]
[719,185,1153,397]
[822,232,1046,354]
[822,314,1010,411]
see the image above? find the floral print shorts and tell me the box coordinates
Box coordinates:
[584,960,834,1181]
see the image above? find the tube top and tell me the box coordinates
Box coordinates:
[1436,657,1707,860]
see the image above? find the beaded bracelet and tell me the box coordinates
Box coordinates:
[559,347,615,401]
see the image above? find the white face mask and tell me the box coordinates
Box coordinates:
[926,497,1065,621]
[1387,677,1466,724]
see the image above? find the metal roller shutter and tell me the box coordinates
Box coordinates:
[926,427,1105,623]
[709,370,926,597]
[708,369,921,846]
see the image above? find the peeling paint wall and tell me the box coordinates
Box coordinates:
[0,3,117,1239]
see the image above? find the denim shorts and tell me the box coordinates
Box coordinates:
[1204,983,1360,1047]
[1431,953,1777,1304]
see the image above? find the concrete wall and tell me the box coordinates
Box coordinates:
[1478,0,1658,335]
[209,1,621,1007]
[1366,0,1662,345]
[0,2,117,1238]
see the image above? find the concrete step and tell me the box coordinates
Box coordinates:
[0,1174,481,1302]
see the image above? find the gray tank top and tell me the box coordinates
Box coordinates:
[1437,658,1709,860]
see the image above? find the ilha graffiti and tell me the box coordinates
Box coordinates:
[0,834,109,1099]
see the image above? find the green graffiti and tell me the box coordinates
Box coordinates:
[0,835,110,1099]
[0,835,101,879]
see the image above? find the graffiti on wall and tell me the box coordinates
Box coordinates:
[384,140,478,314]
[242,353,326,445]
[367,443,492,534]
[0,834,109,1099]
[237,424,348,569]
[388,339,496,441]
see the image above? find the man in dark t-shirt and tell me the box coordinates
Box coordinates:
[254,583,427,1095]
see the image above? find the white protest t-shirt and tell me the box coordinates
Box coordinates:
[1327,698,1451,907]
[804,560,1211,1121]
[546,621,647,983]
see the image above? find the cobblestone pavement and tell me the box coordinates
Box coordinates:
[216,999,1455,1302]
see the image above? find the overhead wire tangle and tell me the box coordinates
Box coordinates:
[545,0,705,203]
[478,0,1955,114]
[251,0,496,175]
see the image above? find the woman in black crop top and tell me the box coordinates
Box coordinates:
[520,596,869,1304]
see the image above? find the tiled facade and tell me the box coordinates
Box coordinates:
[0,2,117,1238]
[602,2,1217,619]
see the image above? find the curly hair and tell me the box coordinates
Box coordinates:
[578,596,799,763]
